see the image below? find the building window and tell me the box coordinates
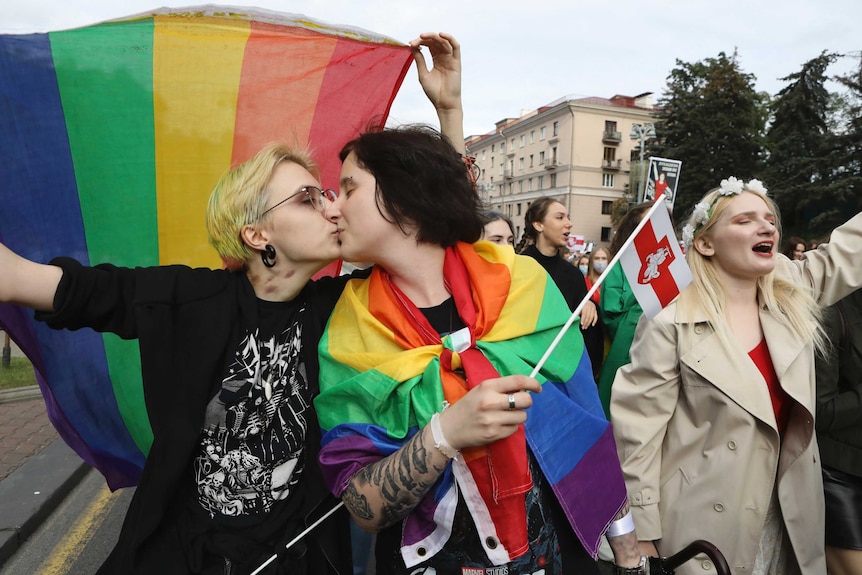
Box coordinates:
[538,175,544,189]
[529,154,534,167]
[601,200,613,215]
[501,141,505,152]
[509,182,514,195]
[528,178,533,191]
[603,147,616,161]
[530,130,535,143]
[539,151,545,164]
[605,120,617,132]
[519,157,525,170]
[602,174,615,188]
[551,146,558,164]
[499,184,505,195]
[482,150,486,160]
[517,203,522,215]
[491,144,495,152]
[553,121,559,136]
[601,227,612,242]
[519,180,524,192]
[540,126,546,140]
[520,134,526,147]
[550,173,557,188]
[510,138,515,150]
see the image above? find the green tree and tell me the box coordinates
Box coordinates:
[649,51,768,220]
[763,52,839,238]
[816,53,862,237]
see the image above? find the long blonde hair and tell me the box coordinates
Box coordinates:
[679,187,826,355]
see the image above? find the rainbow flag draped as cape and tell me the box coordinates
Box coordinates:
[0,6,412,489]
[315,242,627,567]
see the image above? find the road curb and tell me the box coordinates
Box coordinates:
[0,438,90,567]
[0,385,42,405]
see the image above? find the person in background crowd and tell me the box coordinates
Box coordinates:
[596,203,652,416]
[577,253,591,277]
[521,197,603,379]
[781,235,807,260]
[815,286,862,575]
[315,125,647,575]
[612,177,862,574]
[479,210,515,247]
[585,246,610,306]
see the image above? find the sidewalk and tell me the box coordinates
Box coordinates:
[0,339,90,566]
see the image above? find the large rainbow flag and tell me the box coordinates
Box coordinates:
[0,6,413,489]
[315,242,627,566]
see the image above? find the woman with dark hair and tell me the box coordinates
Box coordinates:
[782,235,807,260]
[521,197,603,379]
[596,202,653,416]
[0,32,465,575]
[480,210,515,246]
[315,126,646,575]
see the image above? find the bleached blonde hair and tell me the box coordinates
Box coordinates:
[678,186,826,355]
[206,143,318,271]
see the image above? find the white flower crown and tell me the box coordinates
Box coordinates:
[681,177,768,249]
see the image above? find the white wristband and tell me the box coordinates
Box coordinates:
[606,510,635,538]
[430,413,459,460]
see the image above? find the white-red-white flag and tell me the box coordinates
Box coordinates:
[618,201,692,319]
[566,234,586,253]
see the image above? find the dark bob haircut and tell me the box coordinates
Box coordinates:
[339,124,483,246]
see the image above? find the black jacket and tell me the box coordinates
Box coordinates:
[815,287,862,477]
[37,258,352,575]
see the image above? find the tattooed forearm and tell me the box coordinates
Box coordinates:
[345,425,448,530]
[342,480,373,521]
[607,502,641,566]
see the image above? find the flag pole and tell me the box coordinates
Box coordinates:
[530,194,669,378]
[250,501,346,575]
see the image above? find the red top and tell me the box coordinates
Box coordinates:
[748,338,791,433]
[584,275,601,305]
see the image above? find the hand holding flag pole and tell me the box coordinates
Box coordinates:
[530,193,691,378]
[251,195,687,572]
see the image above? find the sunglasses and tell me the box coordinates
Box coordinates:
[261,185,338,216]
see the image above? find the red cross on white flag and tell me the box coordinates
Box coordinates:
[618,201,692,319]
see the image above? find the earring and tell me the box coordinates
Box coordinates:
[261,244,276,268]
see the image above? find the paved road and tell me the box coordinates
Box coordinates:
[0,467,132,575]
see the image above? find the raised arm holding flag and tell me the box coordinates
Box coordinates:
[611,178,862,574]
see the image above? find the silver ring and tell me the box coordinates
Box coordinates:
[507,393,516,411]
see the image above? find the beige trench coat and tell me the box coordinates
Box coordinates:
[611,213,862,575]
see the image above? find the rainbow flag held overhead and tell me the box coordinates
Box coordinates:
[315,242,627,566]
[0,6,413,489]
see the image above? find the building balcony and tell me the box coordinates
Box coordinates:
[602,131,622,144]
[603,159,623,170]
[504,169,514,179]
[544,160,559,170]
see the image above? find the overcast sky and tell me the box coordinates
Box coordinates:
[3,0,860,137]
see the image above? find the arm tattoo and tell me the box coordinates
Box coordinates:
[346,426,447,529]
[343,481,373,521]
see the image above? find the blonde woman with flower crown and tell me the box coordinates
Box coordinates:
[610,177,862,575]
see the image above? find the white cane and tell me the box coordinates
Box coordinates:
[249,501,345,575]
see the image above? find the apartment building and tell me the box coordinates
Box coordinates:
[465,93,655,248]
